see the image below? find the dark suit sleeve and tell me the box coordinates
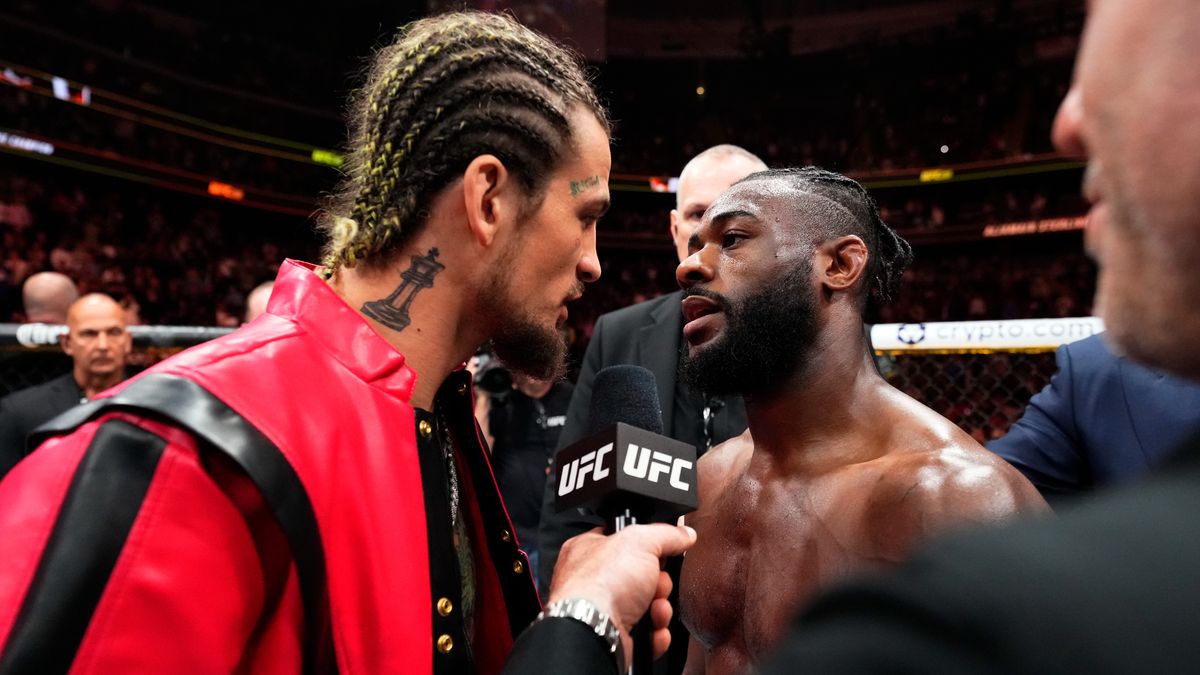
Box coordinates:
[536,315,608,595]
[0,391,41,479]
[502,617,618,675]
[987,343,1088,498]
[0,396,25,478]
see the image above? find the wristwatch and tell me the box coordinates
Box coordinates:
[535,597,626,673]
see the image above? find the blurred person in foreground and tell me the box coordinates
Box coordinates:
[0,12,691,675]
[676,168,1047,674]
[745,2,1200,672]
[0,293,131,477]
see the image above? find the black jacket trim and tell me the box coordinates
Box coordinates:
[440,371,542,638]
[0,419,165,675]
[28,373,336,675]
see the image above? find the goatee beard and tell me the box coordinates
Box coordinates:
[491,317,568,382]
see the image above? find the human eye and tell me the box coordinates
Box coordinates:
[721,230,748,249]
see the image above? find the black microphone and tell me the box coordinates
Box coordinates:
[554,365,698,673]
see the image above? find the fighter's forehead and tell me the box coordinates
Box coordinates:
[703,179,853,227]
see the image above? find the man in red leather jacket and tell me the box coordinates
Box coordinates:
[0,12,693,675]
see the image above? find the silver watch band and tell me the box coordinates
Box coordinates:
[535,597,626,673]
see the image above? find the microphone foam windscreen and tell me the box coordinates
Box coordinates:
[588,365,664,436]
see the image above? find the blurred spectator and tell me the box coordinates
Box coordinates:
[482,372,574,584]
[244,280,274,323]
[0,293,131,477]
[21,271,78,323]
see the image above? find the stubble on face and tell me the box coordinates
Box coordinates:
[479,226,573,382]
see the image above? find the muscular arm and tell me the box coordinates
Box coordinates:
[867,447,1049,562]
[0,415,288,672]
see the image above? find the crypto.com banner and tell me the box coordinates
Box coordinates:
[871,317,1105,352]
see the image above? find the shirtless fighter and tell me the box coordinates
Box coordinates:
[676,167,1047,674]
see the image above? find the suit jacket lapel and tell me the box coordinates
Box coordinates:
[639,291,684,434]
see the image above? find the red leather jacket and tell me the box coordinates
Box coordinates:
[0,260,539,674]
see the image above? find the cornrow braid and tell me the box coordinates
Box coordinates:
[320,11,608,272]
[738,166,915,307]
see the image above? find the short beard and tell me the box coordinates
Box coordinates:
[479,245,569,382]
[490,315,568,382]
[678,262,819,398]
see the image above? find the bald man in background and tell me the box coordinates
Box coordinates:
[244,281,274,323]
[1,273,80,398]
[21,272,78,324]
[0,293,131,477]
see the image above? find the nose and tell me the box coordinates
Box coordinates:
[676,247,714,290]
[1052,85,1086,157]
[578,229,601,283]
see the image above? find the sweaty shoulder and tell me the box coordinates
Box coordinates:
[694,429,753,509]
[856,388,1049,559]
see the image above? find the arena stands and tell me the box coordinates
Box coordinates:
[0,0,1092,440]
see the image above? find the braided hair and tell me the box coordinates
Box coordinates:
[739,167,914,308]
[319,11,608,272]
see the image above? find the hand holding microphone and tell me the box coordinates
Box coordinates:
[549,365,699,672]
[549,524,696,666]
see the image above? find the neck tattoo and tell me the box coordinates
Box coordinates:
[361,247,446,332]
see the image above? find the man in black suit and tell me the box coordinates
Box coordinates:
[0,272,78,397]
[0,293,131,477]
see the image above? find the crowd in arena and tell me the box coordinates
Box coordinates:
[0,0,1093,446]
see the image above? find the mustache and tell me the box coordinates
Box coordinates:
[682,287,733,313]
[565,281,585,302]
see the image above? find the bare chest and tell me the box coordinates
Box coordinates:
[681,472,891,661]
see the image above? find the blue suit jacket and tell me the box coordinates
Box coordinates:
[988,333,1200,498]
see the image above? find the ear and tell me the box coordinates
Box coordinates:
[669,208,681,240]
[817,235,869,294]
[60,331,74,356]
[462,154,516,248]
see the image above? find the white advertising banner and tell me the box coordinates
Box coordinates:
[871,317,1106,352]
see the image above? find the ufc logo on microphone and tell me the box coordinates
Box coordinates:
[558,442,614,496]
[623,444,693,490]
